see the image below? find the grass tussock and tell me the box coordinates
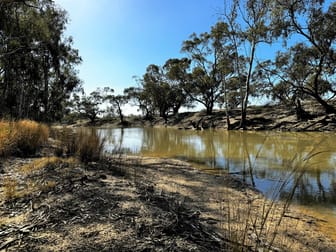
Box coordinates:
[77,129,105,163]
[0,121,16,156]
[0,120,49,157]
[53,127,105,163]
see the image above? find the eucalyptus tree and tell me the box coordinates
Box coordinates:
[181,22,235,115]
[163,58,193,114]
[142,64,167,119]
[124,85,154,119]
[268,0,336,114]
[103,87,128,124]
[223,0,275,129]
[74,88,106,124]
[136,61,191,120]
[0,0,81,121]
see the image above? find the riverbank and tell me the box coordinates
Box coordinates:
[72,103,336,132]
[1,149,336,251]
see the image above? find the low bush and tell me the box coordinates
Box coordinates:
[0,120,49,157]
[14,120,49,155]
[0,121,16,156]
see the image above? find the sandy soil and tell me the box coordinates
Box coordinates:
[69,103,336,132]
[1,152,336,251]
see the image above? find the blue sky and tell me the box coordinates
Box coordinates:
[54,0,225,95]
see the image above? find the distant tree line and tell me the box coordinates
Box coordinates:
[1,0,335,129]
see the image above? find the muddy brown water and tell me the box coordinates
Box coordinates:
[99,127,336,219]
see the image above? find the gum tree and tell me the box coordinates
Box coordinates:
[181,22,235,115]
[269,0,336,114]
[223,0,274,129]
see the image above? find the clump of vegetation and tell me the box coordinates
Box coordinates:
[0,120,49,157]
[77,129,106,163]
[51,127,78,157]
[53,127,105,163]
[14,120,49,156]
[0,121,16,156]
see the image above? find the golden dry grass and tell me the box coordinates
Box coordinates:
[51,127,105,163]
[0,120,49,157]
[0,120,16,156]
[1,157,79,202]
[14,120,49,155]
[20,157,61,174]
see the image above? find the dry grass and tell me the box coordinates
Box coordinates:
[0,121,16,156]
[1,157,78,202]
[14,120,49,155]
[2,177,19,200]
[20,157,62,174]
[52,127,105,163]
[0,120,49,157]
[77,129,106,163]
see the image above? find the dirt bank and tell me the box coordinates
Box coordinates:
[74,103,336,132]
[145,104,336,131]
[1,153,336,251]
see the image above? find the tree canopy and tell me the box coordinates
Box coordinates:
[2,0,336,127]
[0,0,81,121]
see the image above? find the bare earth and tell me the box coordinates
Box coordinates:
[1,152,336,251]
[79,103,336,132]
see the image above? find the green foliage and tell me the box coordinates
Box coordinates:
[257,0,336,115]
[128,59,191,119]
[181,22,236,115]
[72,88,107,123]
[103,87,128,123]
[0,0,81,121]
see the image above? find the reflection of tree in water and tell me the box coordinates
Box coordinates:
[99,128,135,154]
[278,168,336,206]
[99,128,336,208]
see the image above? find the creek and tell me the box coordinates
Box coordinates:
[98,127,336,217]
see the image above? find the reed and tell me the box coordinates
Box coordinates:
[77,128,106,163]
[53,127,106,163]
[217,137,328,251]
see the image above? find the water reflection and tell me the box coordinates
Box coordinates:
[98,127,336,209]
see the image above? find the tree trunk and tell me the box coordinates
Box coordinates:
[206,101,213,115]
[117,106,124,123]
[312,94,336,114]
[239,40,256,129]
[223,79,231,130]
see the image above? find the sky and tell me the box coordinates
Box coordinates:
[54,0,225,96]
